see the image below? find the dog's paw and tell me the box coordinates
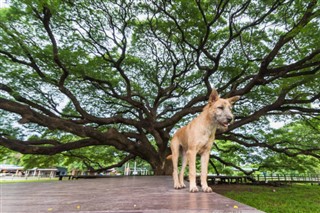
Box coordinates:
[180,182,186,188]
[202,186,213,193]
[189,186,199,193]
[174,183,184,189]
[174,185,181,189]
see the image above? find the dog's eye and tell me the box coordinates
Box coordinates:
[217,106,224,110]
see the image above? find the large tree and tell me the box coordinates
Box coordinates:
[0,0,319,175]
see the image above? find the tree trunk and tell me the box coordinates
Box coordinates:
[152,158,173,175]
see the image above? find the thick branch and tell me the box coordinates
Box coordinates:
[210,155,255,175]
[0,137,99,155]
[92,154,136,173]
[220,133,320,158]
[0,83,58,118]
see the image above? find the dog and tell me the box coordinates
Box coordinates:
[170,89,240,192]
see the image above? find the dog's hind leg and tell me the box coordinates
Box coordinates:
[171,137,182,189]
[178,150,187,188]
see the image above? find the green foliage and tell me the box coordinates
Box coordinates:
[260,118,320,173]
[6,144,125,171]
[211,117,320,175]
[0,147,20,164]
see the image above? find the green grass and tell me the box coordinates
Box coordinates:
[223,184,320,213]
[0,178,58,184]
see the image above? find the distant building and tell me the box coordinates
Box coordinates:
[0,164,24,175]
[0,164,69,178]
[26,168,58,178]
[27,167,68,177]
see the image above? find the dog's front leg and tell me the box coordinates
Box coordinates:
[187,150,198,192]
[200,151,212,193]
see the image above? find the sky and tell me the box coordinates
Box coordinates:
[0,0,10,9]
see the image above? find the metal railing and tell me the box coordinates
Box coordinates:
[254,174,320,184]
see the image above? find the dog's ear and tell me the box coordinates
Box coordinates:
[227,96,240,104]
[209,89,219,103]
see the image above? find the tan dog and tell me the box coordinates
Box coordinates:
[170,90,240,192]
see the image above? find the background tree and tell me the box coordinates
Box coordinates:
[0,0,319,175]
[212,117,320,175]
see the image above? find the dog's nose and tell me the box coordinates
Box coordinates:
[227,117,233,123]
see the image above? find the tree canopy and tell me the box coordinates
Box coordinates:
[0,0,319,174]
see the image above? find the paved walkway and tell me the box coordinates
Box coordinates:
[1,176,263,213]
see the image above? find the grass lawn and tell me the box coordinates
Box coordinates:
[0,177,58,184]
[212,184,320,213]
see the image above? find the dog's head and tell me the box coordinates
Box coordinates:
[207,90,240,131]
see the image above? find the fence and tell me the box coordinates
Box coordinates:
[202,174,320,185]
[253,174,320,184]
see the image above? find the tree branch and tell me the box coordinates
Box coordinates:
[92,154,136,173]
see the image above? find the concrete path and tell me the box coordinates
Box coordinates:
[1,176,264,213]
